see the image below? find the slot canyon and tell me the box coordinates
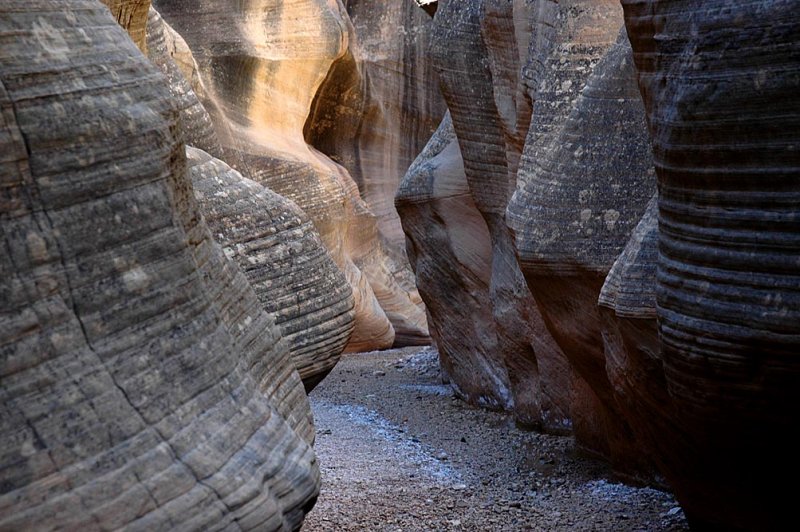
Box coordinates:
[1,0,797,530]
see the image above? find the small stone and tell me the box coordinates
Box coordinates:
[436,451,449,461]
[373,370,386,377]
[667,507,682,516]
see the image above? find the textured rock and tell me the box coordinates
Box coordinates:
[145,6,355,390]
[398,0,572,431]
[305,0,445,337]
[99,0,151,52]
[153,0,432,351]
[186,147,356,391]
[0,2,318,528]
[507,19,657,476]
[621,0,800,528]
[397,113,510,409]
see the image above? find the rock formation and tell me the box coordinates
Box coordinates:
[152,0,434,351]
[619,0,800,528]
[508,24,657,476]
[397,113,511,410]
[0,2,318,528]
[145,6,355,390]
[305,0,446,342]
[398,0,575,431]
[186,147,356,391]
[100,0,151,52]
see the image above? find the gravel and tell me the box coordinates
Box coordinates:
[303,347,689,531]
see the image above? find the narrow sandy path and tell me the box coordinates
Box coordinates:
[304,347,689,531]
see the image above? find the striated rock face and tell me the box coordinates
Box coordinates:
[0,2,318,529]
[507,25,657,476]
[186,147,356,391]
[397,113,510,409]
[621,0,800,528]
[145,6,355,391]
[305,0,445,323]
[399,0,572,431]
[153,0,433,351]
[99,0,151,52]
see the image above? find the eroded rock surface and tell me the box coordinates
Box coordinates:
[508,26,657,477]
[0,2,318,528]
[399,0,575,433]
[186,147,356,391]
[153,0,432,351]
[621,0,800,528]
[144,6,355,391]
[305,1,445,346]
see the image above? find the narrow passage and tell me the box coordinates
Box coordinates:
[304,347,689,531]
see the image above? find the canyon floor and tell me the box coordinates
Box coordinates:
[304,347,689,531]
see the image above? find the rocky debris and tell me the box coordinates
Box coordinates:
[619,0,800,528]
[303,348,688,531]
[152,0,433,351]
[0,1,318,529]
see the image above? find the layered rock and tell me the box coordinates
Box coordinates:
[507,24,657,476]
[187,147,356,391]
[152,0,433,350]
[305,0,446,343]
[621,0,800,528]
[398,0,572,431]
[145,6,355,390]
[397,113,510,409]
[0,2,318,528]
[100,0,151,52]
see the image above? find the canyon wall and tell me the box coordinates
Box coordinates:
[403,0,800,529]
[618,0,800,528]
[145,7,355,390]
[0,1,318,528]
[152,0,438,350]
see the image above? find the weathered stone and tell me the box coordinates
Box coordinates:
[186,147,356,391]
[0,2,318,528]
[622,0,800,527]
[304,0,446,347]
[397,113,510,410]
[508,25,657,477]
[403,0,573,432]
[153,0,433,351]
[99,0,151,52]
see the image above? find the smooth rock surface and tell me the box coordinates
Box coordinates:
[0,3,318,528]
[622,0,800,528]
[153,0,431,351]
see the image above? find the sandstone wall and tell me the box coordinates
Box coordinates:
[0,1,318,528]
[153,0,436,351]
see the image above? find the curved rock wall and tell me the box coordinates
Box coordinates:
[508,25,657,477]
[145,6,355,391]
[0,2,318,529]
[407,0,574,432]
[152,0,436,351]
[186,147,356,391]
[621,0,800,528]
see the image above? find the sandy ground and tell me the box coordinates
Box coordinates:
[303,347,689,531]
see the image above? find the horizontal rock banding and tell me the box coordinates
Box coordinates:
[0,2,318,529]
